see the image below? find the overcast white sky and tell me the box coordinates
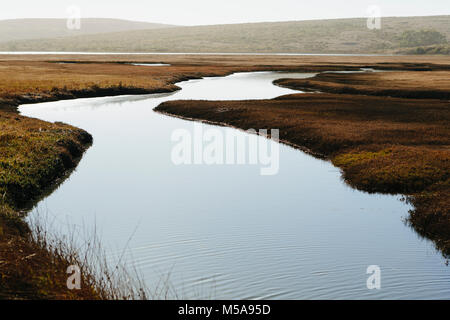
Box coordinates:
[3,0,449,25]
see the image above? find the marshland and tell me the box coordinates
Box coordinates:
[0,53,449,299]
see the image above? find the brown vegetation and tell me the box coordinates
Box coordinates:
[1,16,448,54]
[275,70,450,99]
[0,111,95,299]
[0,212,100,299]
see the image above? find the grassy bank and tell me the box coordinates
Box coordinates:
[155,91,450,256]
[0,55,290,299]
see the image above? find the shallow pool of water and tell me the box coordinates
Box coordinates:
[19,72,449,299]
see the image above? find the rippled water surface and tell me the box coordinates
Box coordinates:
[20,72,450,299]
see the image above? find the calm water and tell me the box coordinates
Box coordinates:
[0,52,392,56]
[20,72,449,299]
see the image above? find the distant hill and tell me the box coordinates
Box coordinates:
[0,18,176,43]
[0,16,449,54]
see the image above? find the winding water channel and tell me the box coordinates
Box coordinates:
[19,71,450,299]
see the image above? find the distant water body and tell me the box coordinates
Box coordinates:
[0,51,394,56]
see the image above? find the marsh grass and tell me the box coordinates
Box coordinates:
[27,212,148,299]
[26,210,189,300]
[274,71,450,100]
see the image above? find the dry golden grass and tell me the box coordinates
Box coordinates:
[1,16,449,54]
[0,111,152,299]
[2,53,450,64]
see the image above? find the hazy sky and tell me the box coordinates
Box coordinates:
[3,0,449,25]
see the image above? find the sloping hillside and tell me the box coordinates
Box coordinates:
[0,18,176,43]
